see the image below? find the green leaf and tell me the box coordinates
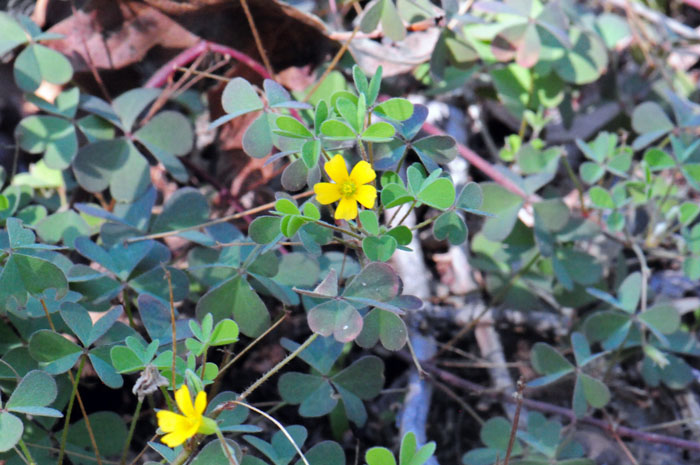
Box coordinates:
[321,120,356,140]
[413,135,458,167]
[134,111,193,180]
[307,300,363,342]
[579,373,610,408]
[150,187,209,233]
[639,305,680,335]
[28,329,82,374]
[6,370,58,411]
[679,202,700,225]
[196,276,270,337]
[336,97,361,133]
[0,12,29,56]
[0,412,23,452]
[355,308,407,351]
[588,186,614,209]
[72,139,129,194]
[684,256,700,280]
[579,162,605,184]
[531,342,574,374]
[243,113,274,158]
[343,262,400,302]
[381,183,414,208]
[301,139,321,169]
[17,115,77,170]
[533,198,569,233]
[67,411,127,457]
[275,115,313,138]
[332,356,384,399]
[362,235,398,262]
[551,27,607,85]
[13,43,73,92]
[361,122,396,142]
[211,319,240,345]
[0,253,69,308]
[250,216,282,244]
[387,225,412,246]
[417,177,455,210]
[281,158,308,192]
[220,77,264,121]
[480,417,515,452]
[632,102,674,137]
[112,88,160,132]
[617,272,642,313]
[36,210,90,247]
[374,98,413,121]
[359,210,380,235]
[480,183,523,241]
[366,447,397,465]
[433,211,467,245]
[191,439,242,465]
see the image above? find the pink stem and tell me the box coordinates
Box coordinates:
[422,122,531,201]
[145,40,270,88]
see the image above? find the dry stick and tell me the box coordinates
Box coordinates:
[239,0,275,78]
[604,410,640,465]
[69,0,111,102]
[125,190,313,243]
[41,300,103,465]
[302,22,362,103]
[503,379,525,465]
[402,353,700,453]
[163,267,178,389]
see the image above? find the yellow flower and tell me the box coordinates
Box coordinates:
[314,154,377,220]
[156,385,217,448]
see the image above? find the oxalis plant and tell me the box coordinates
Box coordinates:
[0,9,461,464]
[1,0,700,464]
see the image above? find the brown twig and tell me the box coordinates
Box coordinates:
[401,353,700,453]
[503,379,525,465]
[239,0,275,78]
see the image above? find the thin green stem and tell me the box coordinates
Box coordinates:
[237,333,319,402]
[120,398,143,465]
[122,289,135,329]
[58,355,86,465]
[313,220,362,240]
[159,385,174,411]
[561,155,587,216]
[395,200,417,227]
[492,251,541,305]
[411,215,437,231]
[215,428,239,465]
[18,439,36,465]
[164,267,177,390]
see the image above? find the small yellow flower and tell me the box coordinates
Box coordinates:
[156,385,217,448]
[314,154,377,220]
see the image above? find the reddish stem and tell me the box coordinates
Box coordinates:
[415,355,700,453]
[145,40,270,89]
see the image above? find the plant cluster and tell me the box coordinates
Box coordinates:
[0,0,699,464]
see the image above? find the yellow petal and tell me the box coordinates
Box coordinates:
[324,155,349,183]
[355,185,377,209]
[335,197,358,220]
[350,160,376,185]
[161,429,190,448]
[314,182,342,205]
[194,391,207,415]
[156,410,187,433]
[174,385,194,417]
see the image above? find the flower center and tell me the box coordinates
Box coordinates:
[340,180,357,198]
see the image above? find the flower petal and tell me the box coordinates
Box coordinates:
[194,391,207,415]
[324,155,349,183]
[335,197,358,220]
[350,160,376,185]
[355,184,377,209]
[174,385,194,417]
[156,410,187,433]
[161,429,190,448]
[314,182,342,205]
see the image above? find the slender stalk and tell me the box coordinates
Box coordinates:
[18,439,36,465]
[58,356,86,465]
[228,401,310,465]
[239,0,275,78]
[126,191,313,243]
[212,313,289,396]
[120,398,143,465]
[503,379,525,465]
[122,289,135,329]
[313,220,363,240]
[395,200,417,227]
[163,267,178,390]
[237,333,319,402]
[159,385,175,412]
[560,155,588,216]
[215,428,239,465]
